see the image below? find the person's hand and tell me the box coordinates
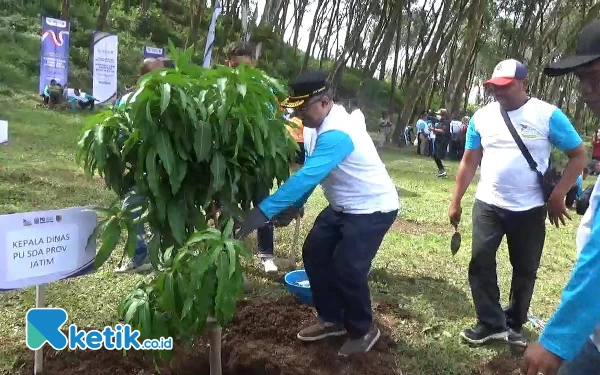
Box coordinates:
[521,341,563,375]
[449,200,462,227]
[234,207,269,239]
[272,206,303,227]
[546,193,571,228]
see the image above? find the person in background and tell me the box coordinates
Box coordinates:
[415,112,428,155]
[286,110,306,166]
[70,88,97,111]
[349,98,367,131]
[459,116,469,160]
[114,57,175,274]
[378,111,393,148]
[41,79,58,105]
[523,19,600,375]
[227,41,280,273]
[449,115,463,160]
[592,129,600,162]
[449,58,585,349]
[427,113,437,157]
[236,71,399,356]
[430,109,450,177]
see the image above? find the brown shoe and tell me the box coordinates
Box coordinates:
[297,322,346,342]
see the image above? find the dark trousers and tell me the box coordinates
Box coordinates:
[469,199,546,330]
[558,339,600,375]
[303,206,397,338]
[253,183,274,256]
[417,133,422,155]
[79,100,95,110]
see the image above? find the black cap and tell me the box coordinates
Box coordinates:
[544,19,600,77]
[281,71,329,108]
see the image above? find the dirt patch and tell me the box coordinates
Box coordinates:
[390,218,452,236]
[472,353,522,375]
[15,296,400,375]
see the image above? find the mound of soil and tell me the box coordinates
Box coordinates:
[16,296,400,375]
[472,353,522,375]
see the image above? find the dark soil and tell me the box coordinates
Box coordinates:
[15,296,401,375]
[472,353,522,375]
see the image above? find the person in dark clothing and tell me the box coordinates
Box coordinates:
[430,108,450,177]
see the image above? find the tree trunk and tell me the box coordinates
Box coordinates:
[446,0,485,115]
[96,0,111,32]
[388,12,403,112]
[60,0,69,20]
[301,0,326,71]
[187,0,205,48]
[142,0,150,13]
[393,0,468,144]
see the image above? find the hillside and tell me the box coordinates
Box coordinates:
[0,0,403,129]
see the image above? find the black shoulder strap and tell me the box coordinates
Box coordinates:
[500,106,539,174]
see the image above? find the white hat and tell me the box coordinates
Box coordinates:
[484,59,528,86]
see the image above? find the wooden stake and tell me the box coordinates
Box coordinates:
[34,284,46,374]
[207,316,222,375]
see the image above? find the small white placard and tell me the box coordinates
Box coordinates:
[0,207,97,291]
[0,120,7,145]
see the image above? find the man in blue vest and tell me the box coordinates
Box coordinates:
[237,71,399,356]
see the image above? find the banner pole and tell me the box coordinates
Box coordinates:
[33,284,46,374]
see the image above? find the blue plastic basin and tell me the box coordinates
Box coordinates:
[284,269,313,305]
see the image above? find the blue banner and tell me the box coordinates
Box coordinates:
[39,16,70,95]
[144,46,165,58]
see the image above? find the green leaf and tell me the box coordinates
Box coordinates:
[236,83,247,98]
[95,217,121,269]
[222,219,234,239]
[186,228,222,246]
[225,241,237,277]
[155,130,176,176]
[160,83,172,114]
[148,233,161,269]
[124,299,144,324]
[169,160,187,196]
[145,148,161,198]
[160,273,177,312]
[193,121,212,161]
[167,201,186,245]
[125,223,138,258]
[210,152,226,190]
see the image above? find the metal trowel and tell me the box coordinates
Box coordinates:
[450,224,461,255]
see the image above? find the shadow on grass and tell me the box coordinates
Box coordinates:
[369,268,472,321]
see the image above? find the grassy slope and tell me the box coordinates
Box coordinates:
[0,92,583,374]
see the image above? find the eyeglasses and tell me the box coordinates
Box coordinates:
[294,97,321,115]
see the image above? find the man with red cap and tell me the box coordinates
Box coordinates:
[449,59,586,347]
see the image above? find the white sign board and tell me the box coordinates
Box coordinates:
[0,120,7,145]
[92,32,118,104]
[0,207,97,291]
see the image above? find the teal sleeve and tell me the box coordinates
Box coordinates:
[465,118,481,150]
[43,86,49,96]
[259,130,354,218]
[549,108,583,152]
[539,200,600,360]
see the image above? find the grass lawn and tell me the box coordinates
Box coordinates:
[0,92,584,374]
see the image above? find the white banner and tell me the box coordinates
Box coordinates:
[203,0,222,68]
[92,32,118,104]
[0,207,97,291]
[0,120,7,145]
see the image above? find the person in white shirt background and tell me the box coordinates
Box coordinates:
[449,58,586,348]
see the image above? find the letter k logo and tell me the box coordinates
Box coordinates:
[26,308,68,350]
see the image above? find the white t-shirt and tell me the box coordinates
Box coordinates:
[350,109,367,131]
[466,98,582,211]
